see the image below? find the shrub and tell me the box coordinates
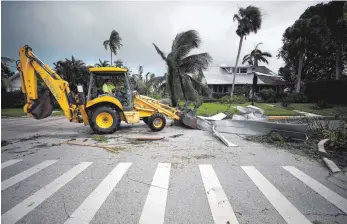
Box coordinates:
[323,122,347,151]
[311,100,331,110]
[279,92,308,107]
[290,92,308,103]
[259,89,277,103]
[149,93,161,100]
[234,85,251,97]
[218,95,248,104]
[279,93,293,108]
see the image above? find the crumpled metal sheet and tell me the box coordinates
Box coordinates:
[197,113,227,121]
[232,105,268,121]
[213,119,309,140]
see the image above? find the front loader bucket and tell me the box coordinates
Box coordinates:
[180,110,198,129]
[28,90,54,119]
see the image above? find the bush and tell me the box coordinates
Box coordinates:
[218,95,248,104]
[311,100,331,110]
[279,92,308,108]
[259,89,277,103]
[149,93,161,100]
[234,85,251,97]
[290,92,308,103]
[323,122,347,151]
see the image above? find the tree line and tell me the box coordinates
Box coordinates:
[278,1,347,93]
[2,2,346,107]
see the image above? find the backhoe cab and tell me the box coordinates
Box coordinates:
[17,45,196,134]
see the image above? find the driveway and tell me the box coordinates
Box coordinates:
[1,116,347,224]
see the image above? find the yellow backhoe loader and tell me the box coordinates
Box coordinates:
[16,45,197,134]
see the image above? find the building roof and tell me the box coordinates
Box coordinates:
[203,66,286,86]
[8,71,20,81]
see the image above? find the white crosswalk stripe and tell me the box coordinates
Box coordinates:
[1,159,22,169]
[283,166,347,214]
[2,160,58,191]
[199,164,239,224]
[1,161,93,224]
[2,159,347,224]
[241,166,312,224]
[139,163,171,224]
[64,162,132,224]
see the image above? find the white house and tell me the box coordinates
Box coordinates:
[5,71,22,92]
[201,65,286,97]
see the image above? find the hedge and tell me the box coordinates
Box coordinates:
[304,79,347,104]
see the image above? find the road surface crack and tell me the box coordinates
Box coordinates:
[304,212,347,217]
[127,178,168,190]
[61,194,70,219]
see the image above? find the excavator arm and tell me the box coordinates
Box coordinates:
[17,45,87,123]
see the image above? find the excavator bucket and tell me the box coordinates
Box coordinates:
[28,90,54,119]
[179,110,198,129]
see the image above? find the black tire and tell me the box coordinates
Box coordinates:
[89,106,119,134]
[116,117,121,129]
[147,113,166,131]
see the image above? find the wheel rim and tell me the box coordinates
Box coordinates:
[96,112,114,129]
[153,118,163,128]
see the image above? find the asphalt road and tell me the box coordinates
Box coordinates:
[1,116,347,224]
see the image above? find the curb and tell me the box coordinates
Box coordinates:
[318,139,329,156]
[317,138,343,173]
[322,157,341,173]
[268,115,334,121]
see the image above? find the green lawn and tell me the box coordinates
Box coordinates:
[1,108,64,117]
[195,102,300,117]
[286,103,347,117]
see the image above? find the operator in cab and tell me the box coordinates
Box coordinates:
[102,79,116,95]
[102,78,128,106]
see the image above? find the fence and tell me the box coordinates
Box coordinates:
[304,79,347,104]
[1,91,60,109]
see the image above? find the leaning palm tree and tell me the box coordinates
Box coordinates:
[230,5,262,97]
[95,59,110,67]
[242,43,272,66]
[152,30,212,110]
[103,30,122,66]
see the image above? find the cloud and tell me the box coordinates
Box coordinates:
[1,1,321,76]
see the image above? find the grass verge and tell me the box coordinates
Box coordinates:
[286,103,347,117]
[1,108,64,117]
[195,102,300,117]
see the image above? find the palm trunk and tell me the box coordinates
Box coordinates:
[178,73,187,101]
[336,45,342,80]
[146,73,148,95]
[230,35,244,97]
[168,68,178,107]
[296,52,304,93]
[110,50,113,66]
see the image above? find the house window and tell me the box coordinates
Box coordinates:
[213,85,218,93]
[240,68,247,73]
[212,85,228,93]
[224,85,228,93]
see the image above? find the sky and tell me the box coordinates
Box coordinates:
[1,0,322,76]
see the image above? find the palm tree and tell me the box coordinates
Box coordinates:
[95,59,110,67]
[153,29,212,109]
[53,56,88,92]
[242,43,272,66]
[103,30,122,66]
[284,17,320,93]
[1,57,15,78]
[230,5,262,97]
